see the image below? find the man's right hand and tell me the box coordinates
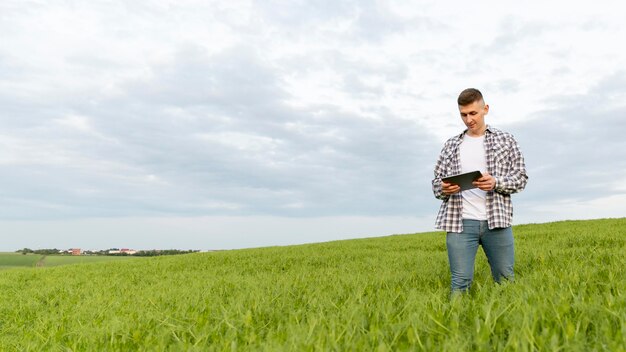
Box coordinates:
[442,181,461,195]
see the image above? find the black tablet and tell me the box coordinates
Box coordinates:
[442,170,482,191]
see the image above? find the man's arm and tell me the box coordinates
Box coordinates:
[432,147,449,200]
[432,141,461,200]
[494,138,528,195]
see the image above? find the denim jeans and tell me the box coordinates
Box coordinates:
[446,219,515,292]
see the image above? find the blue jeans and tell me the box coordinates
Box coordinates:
[446,219,515,292]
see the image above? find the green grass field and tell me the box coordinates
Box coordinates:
[0,218,624,351]
[0,253,138,269]
[0,253,44,269]
[39,254,139,267]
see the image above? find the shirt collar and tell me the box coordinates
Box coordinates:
[459,124,493,139]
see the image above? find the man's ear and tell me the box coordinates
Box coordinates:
[484,104,489,114]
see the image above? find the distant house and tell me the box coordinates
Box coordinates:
[70,248,81,256]
[108,248,137,255]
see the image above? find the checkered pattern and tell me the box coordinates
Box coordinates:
[432,126,528,233]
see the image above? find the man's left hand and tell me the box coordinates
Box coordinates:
[473,172,496,191]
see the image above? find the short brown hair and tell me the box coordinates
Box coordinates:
[457,88,484,106]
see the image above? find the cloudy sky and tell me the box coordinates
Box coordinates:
[1,0,625,251]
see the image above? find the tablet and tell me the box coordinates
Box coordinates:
[442,170,482,191]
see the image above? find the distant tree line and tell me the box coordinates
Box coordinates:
[16,248,200,256]
[17,248,63,255]
[108,250,200,257]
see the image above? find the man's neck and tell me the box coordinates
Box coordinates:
[466,126,487,137]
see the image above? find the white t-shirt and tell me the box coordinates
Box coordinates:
[460,134,487,220]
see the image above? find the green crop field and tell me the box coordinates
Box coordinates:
[38,254,139,267]
[0,253,138,269]
[0,218,624,351]
[0,253,44,269]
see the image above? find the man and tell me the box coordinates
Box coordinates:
[432,88,528,294]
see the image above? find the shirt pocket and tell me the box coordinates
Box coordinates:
[442,148,459,174]
[492,144,512,174]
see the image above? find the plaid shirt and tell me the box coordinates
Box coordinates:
[432,125,528,233]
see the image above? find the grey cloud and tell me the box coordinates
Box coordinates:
[0,41,439,220]
[255,0,356,28]
[505,72,626,205]
[123,45,286,111]
[486,17,552,54]
[352,7,447,43]
[486,79,521,93]
[254,0,445,44]
[280,49,410,101]
[341,73,386,97]
[351,5,408,42]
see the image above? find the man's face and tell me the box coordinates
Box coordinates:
[459,100,489,136]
